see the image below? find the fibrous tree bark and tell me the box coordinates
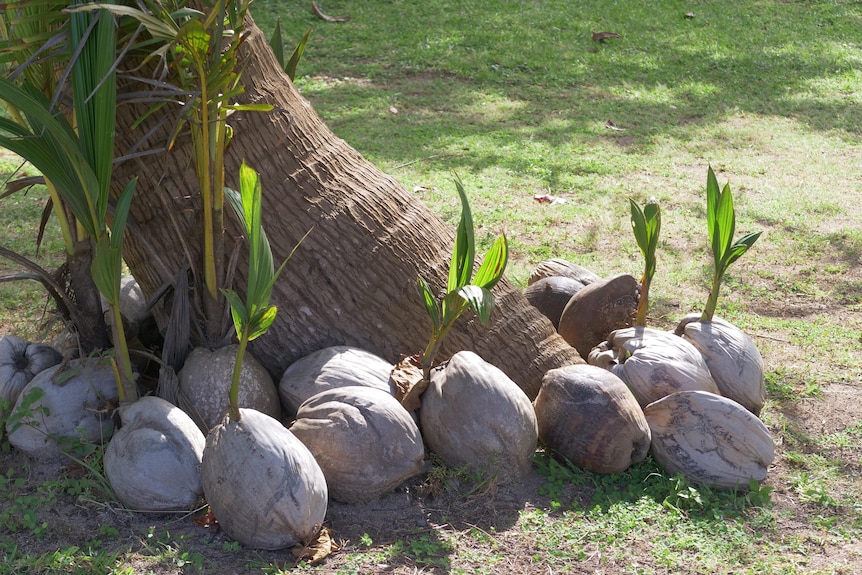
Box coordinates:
[113,15,580,399]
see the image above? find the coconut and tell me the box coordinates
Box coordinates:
[675,314,766,415]
[0,335,62,412]
[588,327,720,408]
[178,346,280,432]
[290,386,424,503]
[534,364,650,474]
[201,408,328,550]
[558,273,639,360]
[420,351,538,484]
[645,390,775,490]
[528,258,602,286]
[101,275,153,342]
[523,276,587,329]
[7,357,118,459]
[278,346,395,416]
[104,396,206,511]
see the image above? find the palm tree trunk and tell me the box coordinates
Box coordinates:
[112,16,579,399]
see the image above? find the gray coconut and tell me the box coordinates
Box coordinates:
[420,351,538,484]
[101,275,152,342]
[104,396,206,511]
[0,335,62,412]
[178,346,280,432]
[7,358,118,459]
[534,364,650,474]
[675,314,766,415]
[279,346,395,416]
[528,258,602,286]
[589,327,720,408]
[201,408,328,550]
[558,273,639,360]
[523,276,588,329]
[290,386,424,503]
[645,391,775,490]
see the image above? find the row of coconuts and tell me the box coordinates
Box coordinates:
[525,258,775,488]
[0,255,774,552]
[0,277,537,550]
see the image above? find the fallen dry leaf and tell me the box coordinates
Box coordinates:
[311,2,350,23]
[592,31,621,43]
[195,509,219,528]
[533,194,567,205]
[292,526,339,565]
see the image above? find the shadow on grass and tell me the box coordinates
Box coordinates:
[279,0,861,181]
[532,450,762,520]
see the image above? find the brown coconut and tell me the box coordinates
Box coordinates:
[523,276,587,329]
[278,346,395,416]
[201,408,328,550]
[644,391,775,490]
[7,357,117,459]
[675,314,766,415]
[178,346,280,432]
[105,396,206,511]
[420,351,538,484]
[589,327,720,408]
[534,364,650,474]
[289,386,424,503]
[528,258,602,286]
[558,273,639,360]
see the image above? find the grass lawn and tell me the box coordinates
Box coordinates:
[1,1,861,573]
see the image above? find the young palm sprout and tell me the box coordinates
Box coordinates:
[416,175,508,381]
[673,167,766,414]
[630,197,661,327]
[221,163,306,421]
[702,167,762,321]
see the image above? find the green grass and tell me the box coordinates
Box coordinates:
[1,0,861,573]
[0,155,66,339]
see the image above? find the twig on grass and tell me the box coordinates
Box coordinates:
[389,153,463,170]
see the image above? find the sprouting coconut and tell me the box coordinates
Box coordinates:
[392,174,507,412]
[589,326,720,408]
[675,314,765,414]
[199,164,326,550]
[676,167,764,414]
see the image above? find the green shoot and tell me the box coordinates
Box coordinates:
[0,5,138,402]
[221,163,306,421]
[417,175,508,380]
[702,166,762,321]
[83,0,273,344]
[630,197,661,327]
[269,17,312,81]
